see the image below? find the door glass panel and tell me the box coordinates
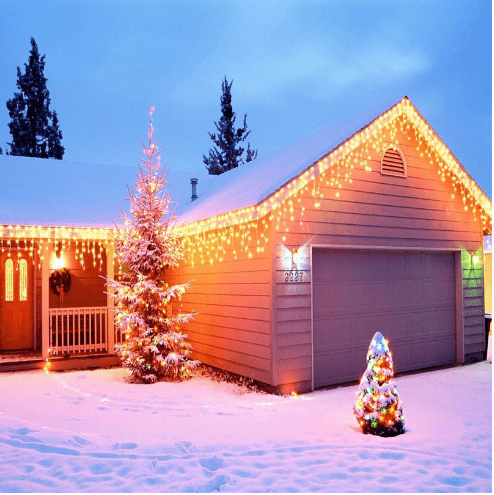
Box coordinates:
[19,259,28,301]
[5,258,14,301]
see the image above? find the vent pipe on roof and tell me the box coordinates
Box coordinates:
[190,178,198,201]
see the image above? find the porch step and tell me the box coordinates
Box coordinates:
[0,354,120,373]
[0,359,45,372]
[49,353,120,371]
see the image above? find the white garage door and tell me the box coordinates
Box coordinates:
[312,249,456,388]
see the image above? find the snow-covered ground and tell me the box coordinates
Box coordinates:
[0,354,491,492]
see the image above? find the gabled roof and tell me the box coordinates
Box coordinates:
[175,97,404,225]
[177,96,492,235]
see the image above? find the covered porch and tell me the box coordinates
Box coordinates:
[0,225,122,369]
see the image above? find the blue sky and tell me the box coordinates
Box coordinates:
[0,0,491,197]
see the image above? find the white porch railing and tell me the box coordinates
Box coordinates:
[49,307,109,355]
[114,325,126,345]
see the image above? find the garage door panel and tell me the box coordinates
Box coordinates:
[313,283,331,316]
[388,282,408,308]
[408,341,430,368]
[441,284,455,304]
[329,316,353,346]
[371,282,390,308]
[331,350,354,381]
[353,282,372,309]
[369,314,390,337]
[424,309,441,335]
[435,336,456,363]
[389,342,409,371]
[313,249,456,387]
[408,311,425,336]
[367,255,387,280]
[388,253,408,280]
[407,253,424,279]
[312,316,330,348]
[352,316,376,345]
[331,283,352,312]
[408,280,424,305]
[424,280,441,303]
[436,308,456,337]
[387,313,408,341]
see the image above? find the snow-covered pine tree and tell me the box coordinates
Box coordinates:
[203,77,257,175]
[107,107,198,383]
[354,332,405,436]
[6,37,64,159]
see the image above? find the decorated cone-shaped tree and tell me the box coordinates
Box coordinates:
[354,332,405,436]
[107,107,198,383]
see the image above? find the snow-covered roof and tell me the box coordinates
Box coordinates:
[176,96,492,236]
[0,154,211,229]
[175,97,404,226]
[1,96,491,235]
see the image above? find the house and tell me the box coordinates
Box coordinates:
[168,96,492,393]
[1,96,491,391]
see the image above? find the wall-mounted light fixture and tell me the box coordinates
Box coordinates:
[471,252,480,267]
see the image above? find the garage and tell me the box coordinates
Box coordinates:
[167,97,488,394]
[312,248,456,387]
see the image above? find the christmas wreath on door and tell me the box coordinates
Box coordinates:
[49,268,71,301]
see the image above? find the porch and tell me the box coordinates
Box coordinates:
[1,305,123,372]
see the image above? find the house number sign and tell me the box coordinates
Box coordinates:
[284,271,304,283]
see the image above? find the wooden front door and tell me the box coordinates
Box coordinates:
[0,252,34,351]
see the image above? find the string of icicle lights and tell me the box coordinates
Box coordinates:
[178,98,492,266]
[1,99,492,269]
[0,226,111,270]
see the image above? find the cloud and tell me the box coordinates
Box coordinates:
[171,36,430,108]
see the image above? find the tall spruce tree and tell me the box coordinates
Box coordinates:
[203,77,257,175]
[108,108,199,383]
[6,37,64,159]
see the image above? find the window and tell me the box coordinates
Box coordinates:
[19,259,28,301]
[381,146,406,177]
[5,258,13,301]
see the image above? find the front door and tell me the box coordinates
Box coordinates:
[0,251,34,350]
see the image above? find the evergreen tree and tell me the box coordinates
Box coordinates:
[107,107,198,383]
[203,77,257,175]
[354,332,405,436]
[6,37,64,159]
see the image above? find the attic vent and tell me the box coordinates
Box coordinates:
[381,147,406,177]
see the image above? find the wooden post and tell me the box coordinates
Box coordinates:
[41,251,50,360]
[106,242,115,354]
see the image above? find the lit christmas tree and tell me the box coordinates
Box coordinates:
[354,332,405,436]
[108,107,198,383]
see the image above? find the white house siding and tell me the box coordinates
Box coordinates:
[168,223,274,385]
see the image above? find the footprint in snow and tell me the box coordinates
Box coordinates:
[71,436,90,446]
[112,442,138,450]
[378,451,405,460]
[10,427,32,435]
[200,455,226,472]
[176,441,197,453]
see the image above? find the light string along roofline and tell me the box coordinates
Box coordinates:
[177,98,492,266]
[1,98,492,269]
[0,225,112,271]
